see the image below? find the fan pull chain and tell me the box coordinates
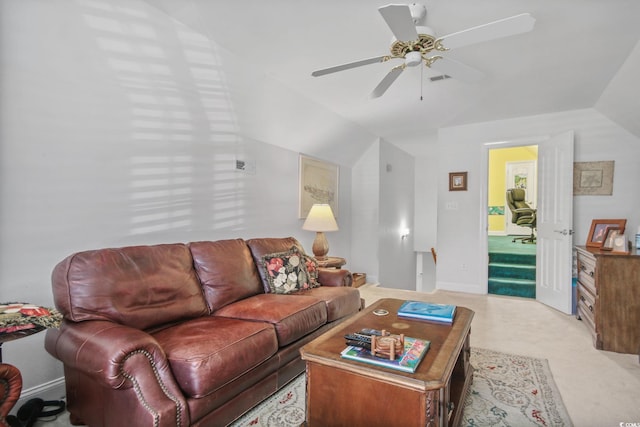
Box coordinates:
[420,65,424,101]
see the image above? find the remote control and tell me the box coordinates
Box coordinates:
[360,328,383,336]
[344,333,372,343]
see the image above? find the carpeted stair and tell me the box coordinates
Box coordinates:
[488,238,536,298]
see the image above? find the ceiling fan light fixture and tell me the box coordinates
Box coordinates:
[405,51,422,67]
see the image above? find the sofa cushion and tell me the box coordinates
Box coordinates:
[246,237,305,293]
[189,239,264,311]
[262,247,313,294]
[303,254,320,288]
[152,316,278,398]
[51,244,209,330]
[291,286,361,322]
[213,294,327,347]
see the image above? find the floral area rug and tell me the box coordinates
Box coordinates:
[229,376,306,427]
[462,348,573,427]
[231,348,572,426]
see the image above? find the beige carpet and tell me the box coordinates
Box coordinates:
[29,284,640,426]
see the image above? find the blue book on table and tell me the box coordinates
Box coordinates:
[398,301,456,323]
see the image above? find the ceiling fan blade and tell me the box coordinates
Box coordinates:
[312,56,389,77]
[428,56,484,82]
[370,65,405,98]
[378,4,419,42]
[437,13,535,50]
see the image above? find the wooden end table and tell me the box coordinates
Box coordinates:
[315,256,346,269]
[300,298,474,427]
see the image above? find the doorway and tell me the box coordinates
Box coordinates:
[487,145,538,298]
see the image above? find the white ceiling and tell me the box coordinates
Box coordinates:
[153,0,640,148]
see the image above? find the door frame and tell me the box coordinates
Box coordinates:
[481,133,574,313]
[480,135,549,295]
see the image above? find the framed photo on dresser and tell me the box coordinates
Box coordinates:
[586,219,626,248]
[600,227,620,251]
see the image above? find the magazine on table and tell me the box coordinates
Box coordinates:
[341,336,430,373]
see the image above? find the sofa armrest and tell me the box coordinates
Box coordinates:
[0,363,22,420]
[318,268,353,287]
[45,320,189,425]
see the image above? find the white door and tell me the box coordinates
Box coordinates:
[536,131,574,314]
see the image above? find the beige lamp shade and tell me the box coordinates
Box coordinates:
[302,204,338,260]
[302,204,339,232]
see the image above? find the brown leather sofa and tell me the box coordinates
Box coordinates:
[45,237,361,427]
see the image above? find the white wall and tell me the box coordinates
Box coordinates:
[378,140,416,289]
[413,136,439,293]
[350,141,380,282]
[350,140,416,289]
[436,108,640,293]
[595,39,640,140]
[0,0,375,393]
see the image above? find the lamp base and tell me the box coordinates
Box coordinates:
[311,231,329,260]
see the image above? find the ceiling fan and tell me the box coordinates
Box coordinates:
[311,3,535,98]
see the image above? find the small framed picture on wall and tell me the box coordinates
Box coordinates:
[449,172,468,191]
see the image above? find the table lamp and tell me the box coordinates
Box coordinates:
[302,204,338,260]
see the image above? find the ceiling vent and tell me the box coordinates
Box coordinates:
[430,74,451,82]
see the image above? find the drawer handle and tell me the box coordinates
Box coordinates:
[580,295,585,302]
[580,265,594,277]
[588,304,593,312]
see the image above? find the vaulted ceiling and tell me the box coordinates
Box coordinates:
[153,0,640,152]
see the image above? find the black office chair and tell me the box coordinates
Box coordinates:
[506,188,536,243]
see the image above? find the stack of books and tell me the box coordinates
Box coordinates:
[397,301,456,324]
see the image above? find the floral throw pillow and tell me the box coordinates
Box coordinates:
[262,248,313,294]
[303,255,320,288]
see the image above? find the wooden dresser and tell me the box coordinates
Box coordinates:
[575,245,640,354]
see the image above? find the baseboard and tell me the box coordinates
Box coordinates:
[11,377,66,416]
[437,281,485,294]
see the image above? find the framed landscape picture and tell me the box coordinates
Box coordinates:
[573,161,614,196]
[299,155,339,218]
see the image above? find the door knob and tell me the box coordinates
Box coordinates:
[554,229,574,235]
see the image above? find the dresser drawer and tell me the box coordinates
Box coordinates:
[577,283,601,347]
[577,304,598,347]
[577,256,596,294]
[577,283,596,324]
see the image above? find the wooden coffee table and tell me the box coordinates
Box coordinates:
[300,298,474,427]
